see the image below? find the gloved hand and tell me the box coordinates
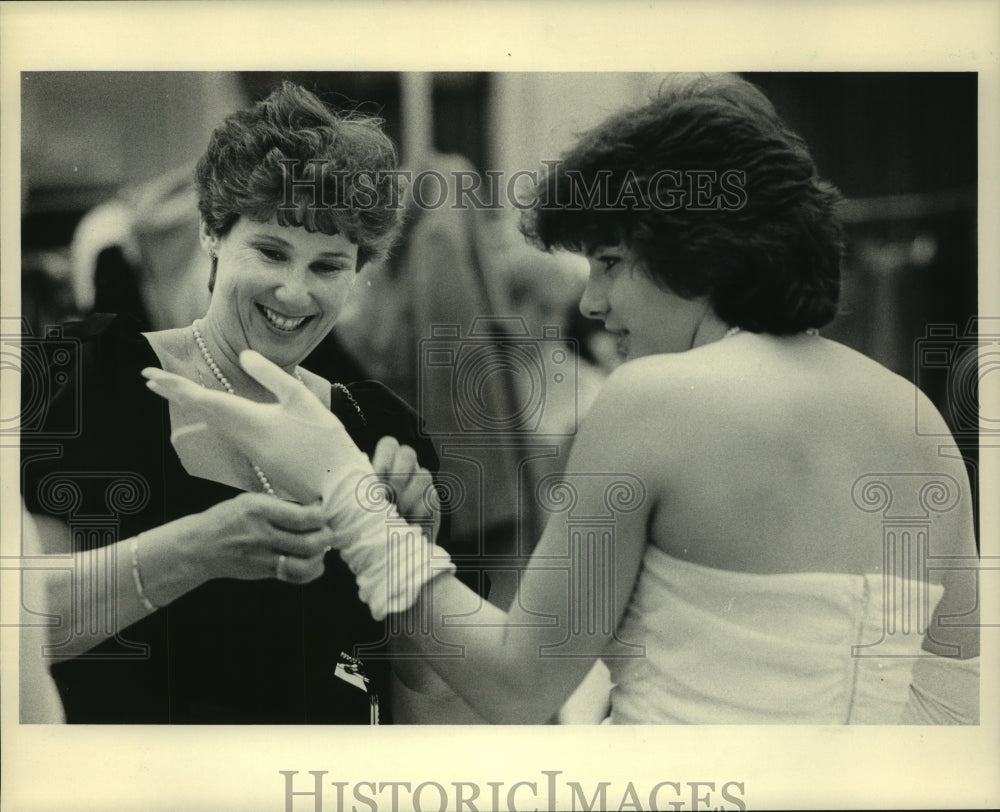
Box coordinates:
[142,351,454,619]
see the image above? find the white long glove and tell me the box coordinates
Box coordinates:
[142,352,454,620]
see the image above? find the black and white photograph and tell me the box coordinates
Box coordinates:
[2,2,998,810]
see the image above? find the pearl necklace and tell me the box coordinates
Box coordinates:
[191,320,304,496]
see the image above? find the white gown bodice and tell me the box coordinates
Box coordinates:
[605,546,943,724]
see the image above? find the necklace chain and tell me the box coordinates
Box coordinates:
[722,326,819,340]
[332,382,367,426]
[191,320,305,496]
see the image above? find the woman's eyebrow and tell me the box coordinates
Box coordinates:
[249,232,291,245]
[249,233,353,260]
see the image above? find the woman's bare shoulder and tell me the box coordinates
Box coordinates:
[574,354,720,463]
[594,349,746,419]
[583,336,956,464]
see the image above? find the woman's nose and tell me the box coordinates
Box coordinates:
[578,274,607,320]
[274,268,312,307]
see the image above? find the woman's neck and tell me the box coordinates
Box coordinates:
[689,305,733,349]
[193,316,296,403]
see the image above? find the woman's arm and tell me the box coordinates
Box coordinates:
[904,453,980,723]
[35,511,207,661]
[19,506,65,722]
[399,376,654,723]
[387,634,489,724]
[34,493,335,661]
[902,566,980,724]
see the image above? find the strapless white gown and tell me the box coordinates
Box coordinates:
[604,546,944,724]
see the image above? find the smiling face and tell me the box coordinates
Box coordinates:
[201,217,359,369]
[578,244,716,360]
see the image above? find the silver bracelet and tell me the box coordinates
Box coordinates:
[130,535,159,612]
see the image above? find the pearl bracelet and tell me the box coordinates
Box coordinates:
[130,535,159,612]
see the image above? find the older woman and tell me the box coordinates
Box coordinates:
[144,74,980,724]
[21,82,471,724]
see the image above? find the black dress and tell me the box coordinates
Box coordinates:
[21,313,476,724]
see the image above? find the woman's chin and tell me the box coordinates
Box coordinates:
[248,320,318,366]
[246,336,307,370]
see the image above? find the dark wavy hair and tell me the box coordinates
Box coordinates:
[196,81,402,271]
[520,73,843,334]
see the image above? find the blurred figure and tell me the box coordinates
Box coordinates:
[494,241,609,519]
[70,165,211,332]
[494,240,619,723]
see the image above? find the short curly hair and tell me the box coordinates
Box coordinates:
[196,81,402,270]
[520,73,843,334]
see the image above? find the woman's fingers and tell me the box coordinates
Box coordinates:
[275,549,328,584]
[145,367,269,436]
[371,436,401,476]
[239,350,308,406]
[250,524,330,582]
[375,438,418,489]
[228,493,332,559]
[266,527,332,558]
[399,470,439,519]
[142,366,224,412]
[171,421,209,445]
[246,494,329,532]
[145,366,282,433]
[371,436,439,522]
[266,521,337,557]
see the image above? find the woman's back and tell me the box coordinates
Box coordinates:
[599,334,976,723]
[619,333,975,580]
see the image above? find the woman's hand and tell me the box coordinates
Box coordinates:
[143,352,455,619]
[371,436,441,539]
[143,351,370,506]
[181,492,335,586]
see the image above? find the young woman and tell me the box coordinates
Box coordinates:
[143,74,980,724]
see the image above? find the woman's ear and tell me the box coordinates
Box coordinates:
[199,221,219,293]
[198,220,220,258]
